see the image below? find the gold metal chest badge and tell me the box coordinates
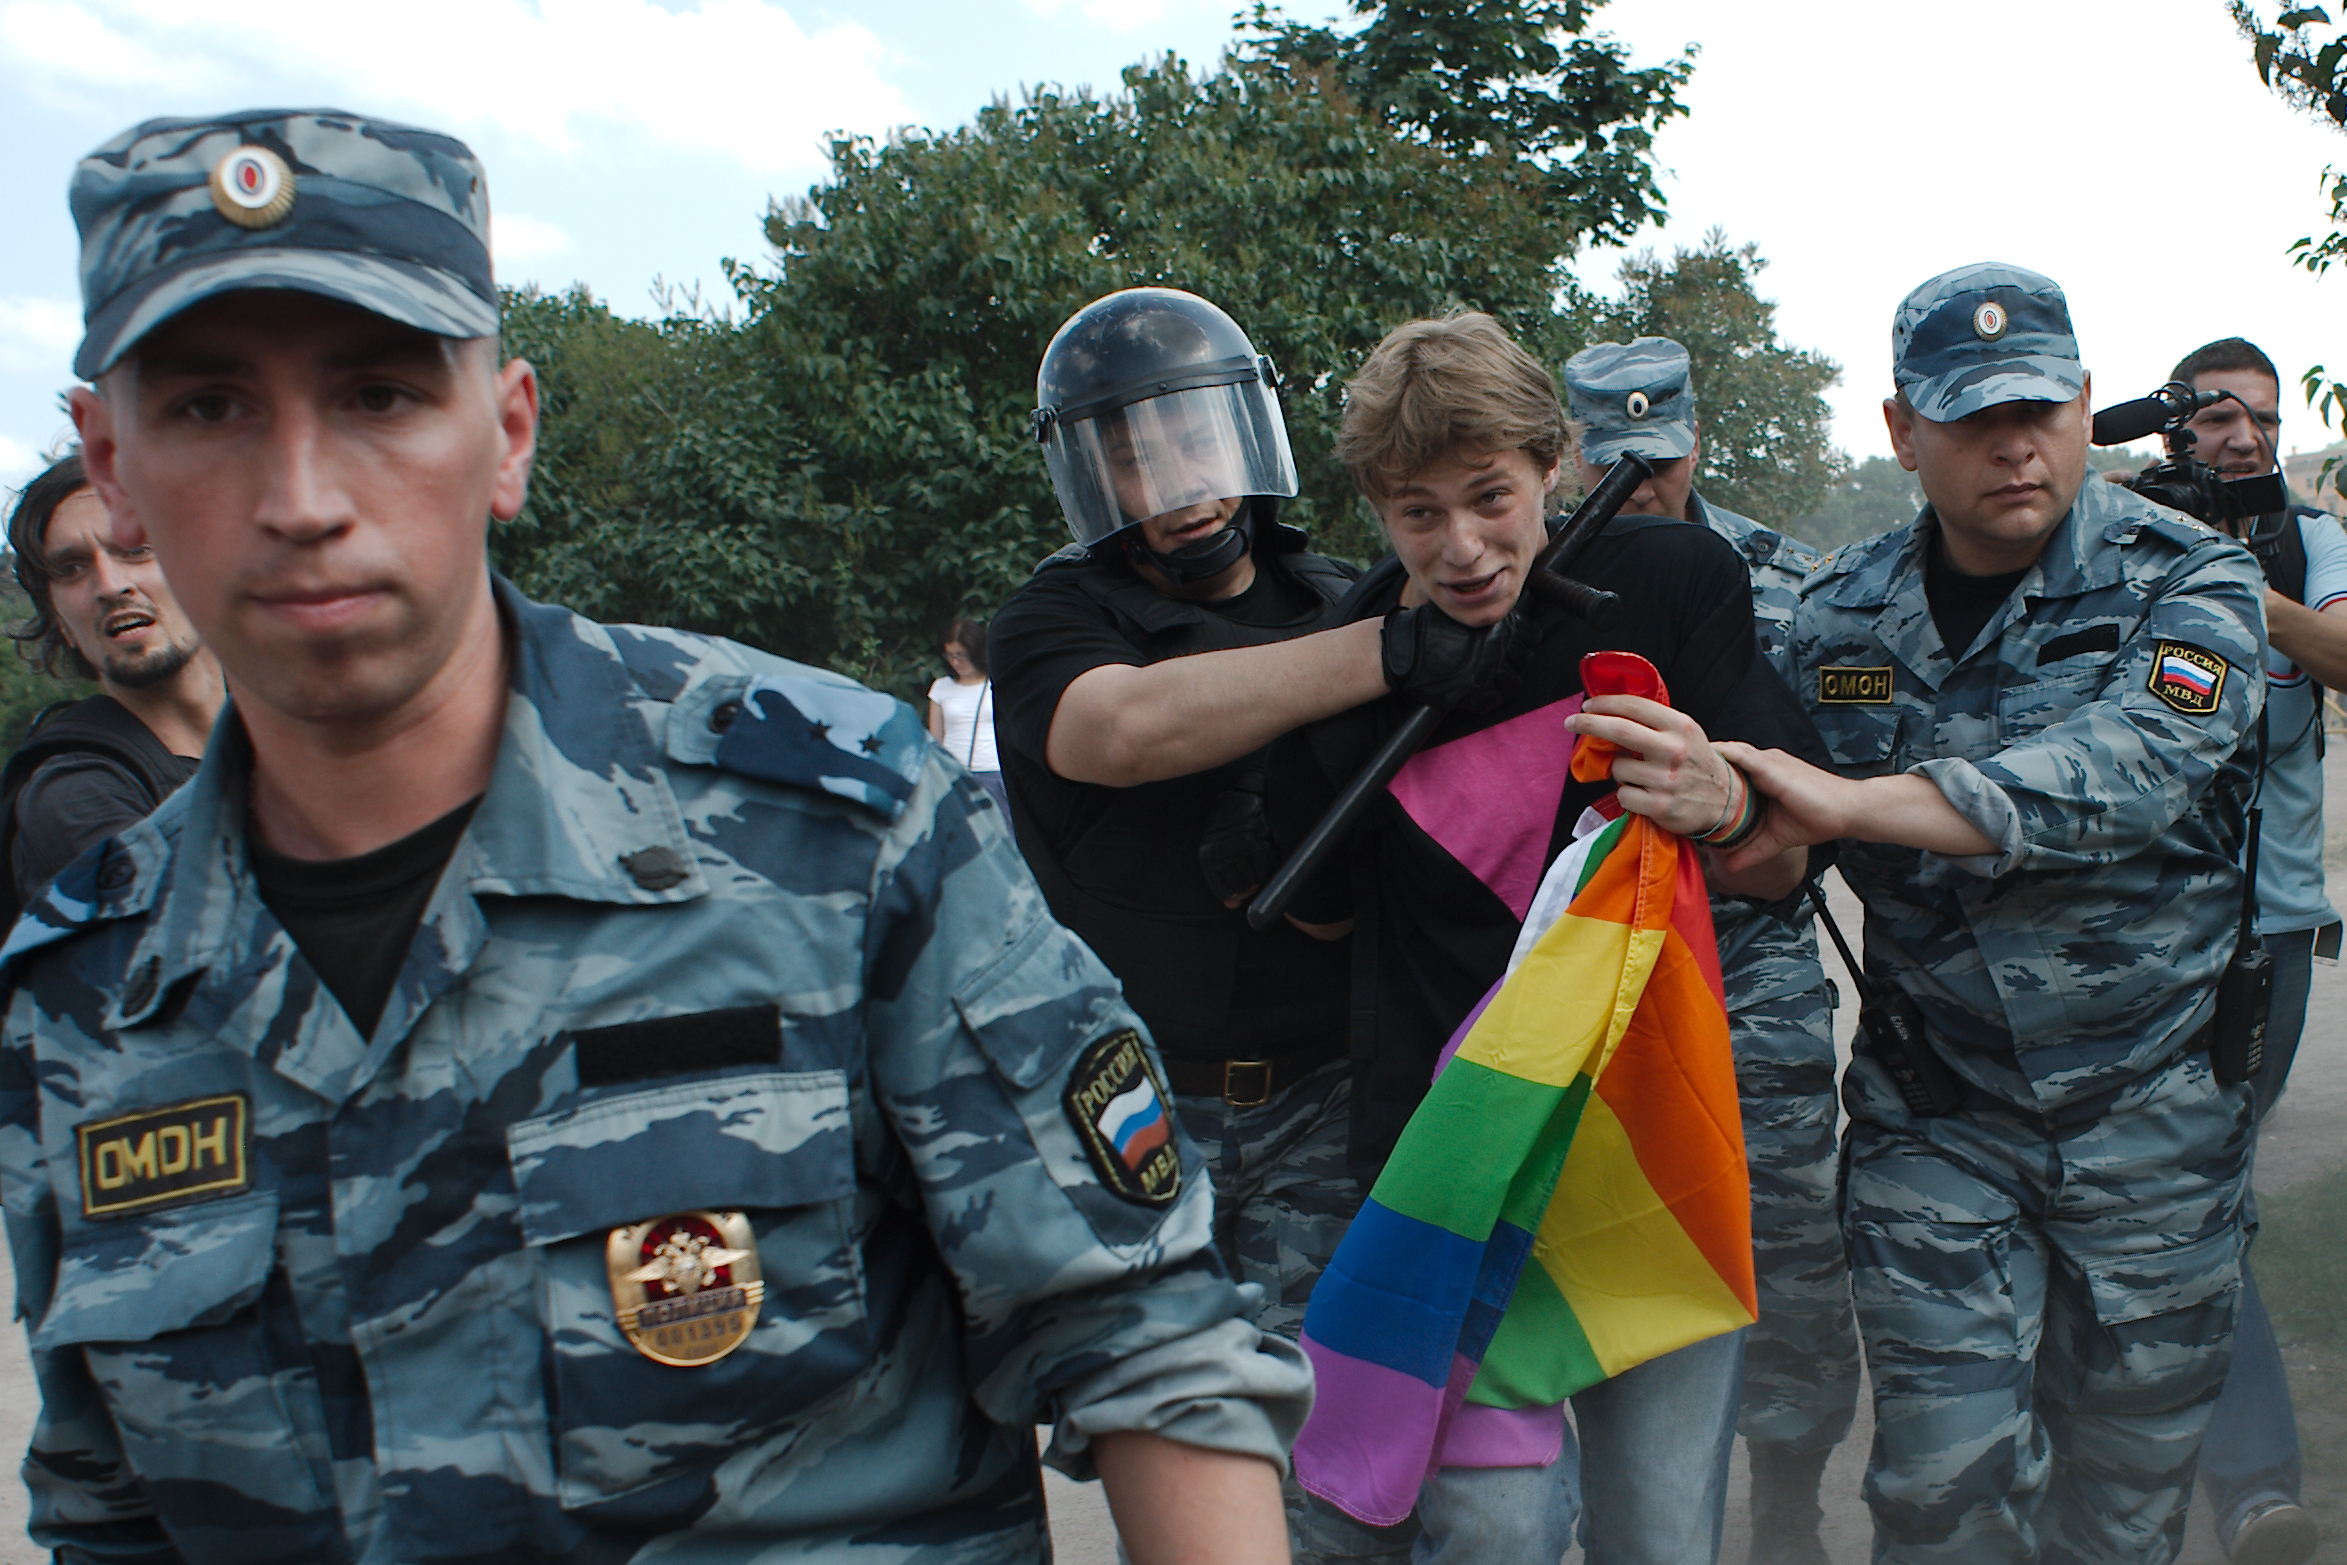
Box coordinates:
[606,1210,764,1366]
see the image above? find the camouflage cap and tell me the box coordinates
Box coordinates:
[71,109,498,380]
[1891,262,2083,423]
[1563,337,1697,464]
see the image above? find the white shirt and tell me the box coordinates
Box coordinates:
[927,676,999,772]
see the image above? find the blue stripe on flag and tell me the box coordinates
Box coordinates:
[1303,1200,1486,1386]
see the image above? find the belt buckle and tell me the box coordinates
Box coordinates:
[1223,1059,1273,1109]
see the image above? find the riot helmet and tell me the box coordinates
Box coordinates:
[1031,288,1298,579]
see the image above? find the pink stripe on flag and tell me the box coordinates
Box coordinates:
[1430,980,1503,1081]
[1437,1402,1567,1469]
[1296,1340,1451,1526]
[1388,696,1582,919]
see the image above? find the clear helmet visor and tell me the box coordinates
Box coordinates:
[1041,380,1299,547]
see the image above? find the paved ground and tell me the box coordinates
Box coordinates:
[1,763,2343,1563]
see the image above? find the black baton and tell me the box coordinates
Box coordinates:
[1245,454,1654,931]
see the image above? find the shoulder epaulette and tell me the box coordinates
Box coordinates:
[0,841,135,976]
[711,672,929,821]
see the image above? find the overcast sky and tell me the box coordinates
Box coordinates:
[3,0,2344,493]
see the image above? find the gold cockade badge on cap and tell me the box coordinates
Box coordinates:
[606,1210,765,1366]
[209,146,296,230]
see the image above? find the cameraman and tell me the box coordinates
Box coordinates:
[2163,336,2346,1565]
[1718,265,2266,1564]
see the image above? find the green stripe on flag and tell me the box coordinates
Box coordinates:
[1468,1257,1605,1407]
[1369,1058,1567,1238]
[1570,814,1629,897]
[1493,1074,1590,1233]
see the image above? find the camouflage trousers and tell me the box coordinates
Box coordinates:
[1731,982,1861,1455]
[1841,1048,2251,1565]
[1173,1062,1394,1565]
[1171,1058,1362,1342]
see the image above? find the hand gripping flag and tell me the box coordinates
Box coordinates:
[1293,651,1757,1525]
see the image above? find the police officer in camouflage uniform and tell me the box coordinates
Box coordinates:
[1565,338,1858,1565]
[5,108,1311,1563]
[1720,264,2265,1565]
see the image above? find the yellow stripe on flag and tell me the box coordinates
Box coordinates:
[1456,917,1661,1089]
[1528,1090,1757,1377]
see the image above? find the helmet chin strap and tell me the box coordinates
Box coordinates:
[1122,499,1265,585]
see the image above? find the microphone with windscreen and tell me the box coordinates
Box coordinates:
[2090,381,2225,446]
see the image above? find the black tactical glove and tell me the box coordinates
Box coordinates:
[1380,602,1538,712]
[1199,781,1275,906]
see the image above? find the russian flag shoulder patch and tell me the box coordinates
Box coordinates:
[1062,1029,1181,1207]
[2148,641,2227,716]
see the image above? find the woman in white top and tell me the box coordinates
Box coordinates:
[926,616,1008,815]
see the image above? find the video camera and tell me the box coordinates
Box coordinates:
[2090,381,2285,534]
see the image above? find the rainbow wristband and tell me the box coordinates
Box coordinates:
[1695,766,1763,848]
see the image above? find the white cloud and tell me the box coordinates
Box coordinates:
[0,0,912,177]
[0,296,80,376]
[1015,0,1173,30]
[494,214,574,264]
[0,433,48,491]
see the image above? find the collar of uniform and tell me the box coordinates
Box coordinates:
[1857,519,1953,689]
[107,582,705,1036]
[2056,473,2138,593]
[1688,491,1769,563]
[1812,512,1932,610]
[463,583,707,906]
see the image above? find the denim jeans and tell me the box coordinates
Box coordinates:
[1290,1330,1744,1565]
[1563,1328,1745,1565]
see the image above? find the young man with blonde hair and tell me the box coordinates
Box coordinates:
[1267,311,1830,1564]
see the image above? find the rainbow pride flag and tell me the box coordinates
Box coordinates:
[1293,653,1757,1525]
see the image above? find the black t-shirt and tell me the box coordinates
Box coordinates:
[251,795,482,1039]
[1265,515,1833,1171]
[1924,534,2029,660]
[11,749,200,908]
[990,540,1354,1060]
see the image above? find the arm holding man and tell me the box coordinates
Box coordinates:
[1705,263,2264,1565]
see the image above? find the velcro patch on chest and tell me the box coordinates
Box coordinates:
[1819,665,1893,703]
[1062,1030,1181,1207]
[2147,642,2228,715]
[76,1093,250,1220]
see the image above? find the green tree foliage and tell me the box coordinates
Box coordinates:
[494,4,1830,699]
[2233,3,2347,495]
[1585,232,1843,526]
[0,583,93,752]
[1240,0,1695,244]
[1785,455,1918,552]
[496,33,1648,695]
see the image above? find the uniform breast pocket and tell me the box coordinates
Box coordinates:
[36,1191,354,1565]
[1995,664,2106,746]
[1810,700,1904,776]
[506,1069,871,1512]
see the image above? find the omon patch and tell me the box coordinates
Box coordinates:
[1819,666,1892,704]
[77,1093,250,1219]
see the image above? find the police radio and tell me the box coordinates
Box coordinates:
[2211,798,2271,1089]
[1803,881,1965,1118]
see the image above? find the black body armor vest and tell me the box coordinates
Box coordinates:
[1005,526,1355,1056]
